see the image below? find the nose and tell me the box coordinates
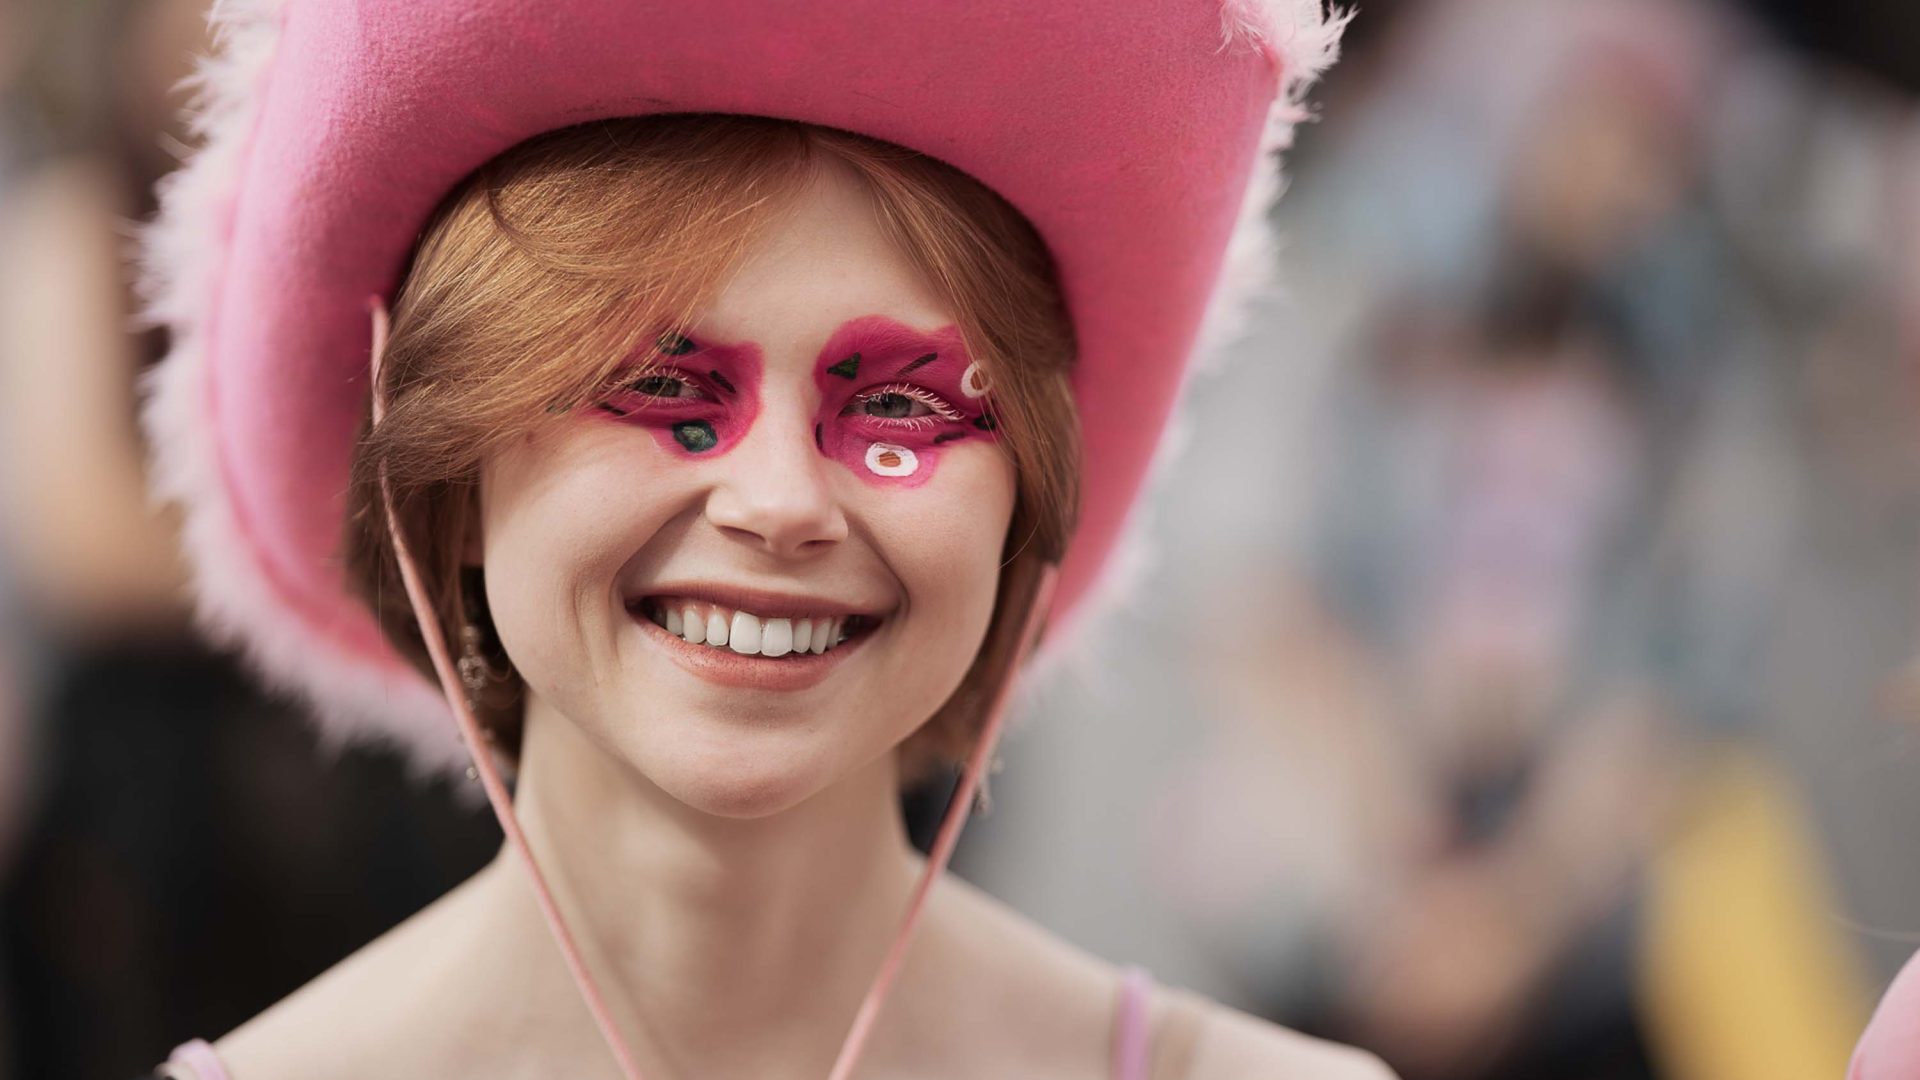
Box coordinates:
[703,404,848,558]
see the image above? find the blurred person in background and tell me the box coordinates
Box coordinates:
[1302,284,1678,1080]
[1194,1,1912,1077]
[1229,3,1905,1078]
[0,2,495,1078]
[1289,19,1732,1076]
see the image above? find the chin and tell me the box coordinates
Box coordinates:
[640,734,844,820]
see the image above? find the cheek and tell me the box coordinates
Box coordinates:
[866,448,1016,674]
[477,429,685,695]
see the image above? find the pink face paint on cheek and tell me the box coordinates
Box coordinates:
[594,341,763,460]
[811,316,998,489]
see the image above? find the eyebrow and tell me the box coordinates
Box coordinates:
[815,315,965,373]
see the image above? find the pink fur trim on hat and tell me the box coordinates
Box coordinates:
[1046,0,1349,686]
[136,0,462,776]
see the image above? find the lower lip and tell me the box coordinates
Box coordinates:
[630,610,868,692]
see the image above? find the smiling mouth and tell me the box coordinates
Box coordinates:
[630,597,881,658]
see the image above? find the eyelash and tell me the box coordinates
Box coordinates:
[842,383,964,429]
[615,365,709,402]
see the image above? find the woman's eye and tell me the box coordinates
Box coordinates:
[628,373,706,400]
[842,384,962,424]
[862,392,927,419]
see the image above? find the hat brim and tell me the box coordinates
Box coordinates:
[138,0,1344,774]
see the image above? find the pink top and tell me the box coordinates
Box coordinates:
[1853,948,1920,1079]
[167,964,1163,1080]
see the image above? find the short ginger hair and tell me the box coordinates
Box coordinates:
[343,113,1079,784]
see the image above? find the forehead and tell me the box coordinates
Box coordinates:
[687,157,955,360]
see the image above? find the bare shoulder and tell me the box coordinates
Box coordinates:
[211,954,407,1079]
[203,863,505,1080]
[1183,996,1397,1080]
[923,873,1393,1079]
[207,927,435,1080]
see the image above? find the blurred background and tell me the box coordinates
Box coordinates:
[1,0,1917,1077]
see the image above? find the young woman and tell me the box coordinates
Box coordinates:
[135,1,1388,1077]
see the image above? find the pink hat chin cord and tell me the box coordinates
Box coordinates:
[367,297,1059,1080]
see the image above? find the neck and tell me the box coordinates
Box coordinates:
[486,695,935,1078]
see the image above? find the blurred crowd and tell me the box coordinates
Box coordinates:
[967,1,1920,1079]
[0,2,499,1077]
[2,0,1918,1078]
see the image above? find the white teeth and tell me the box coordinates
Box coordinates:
[761,618,793,657]
[728,611,763,655]
[648,601,864,656]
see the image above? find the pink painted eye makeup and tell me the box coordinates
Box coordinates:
[587,320,993,483]
[593,332,762,458]
[812,316,997,487]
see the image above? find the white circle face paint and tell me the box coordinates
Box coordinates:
[960,361,991,399]
[865,441,919,478]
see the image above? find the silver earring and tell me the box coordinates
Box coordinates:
[456,622,513,710]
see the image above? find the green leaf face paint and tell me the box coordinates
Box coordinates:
[672,420,718,453]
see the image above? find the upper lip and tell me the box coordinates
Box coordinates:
[627,583,888,621]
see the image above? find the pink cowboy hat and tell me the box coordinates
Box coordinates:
[136,0,1347,776]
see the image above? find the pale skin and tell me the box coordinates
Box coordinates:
[197,158,1392,1080]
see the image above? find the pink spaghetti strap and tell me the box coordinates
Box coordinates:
[167,1039,231,1080]
[1112,965,1154,1080]
[366,298,1061,1080]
